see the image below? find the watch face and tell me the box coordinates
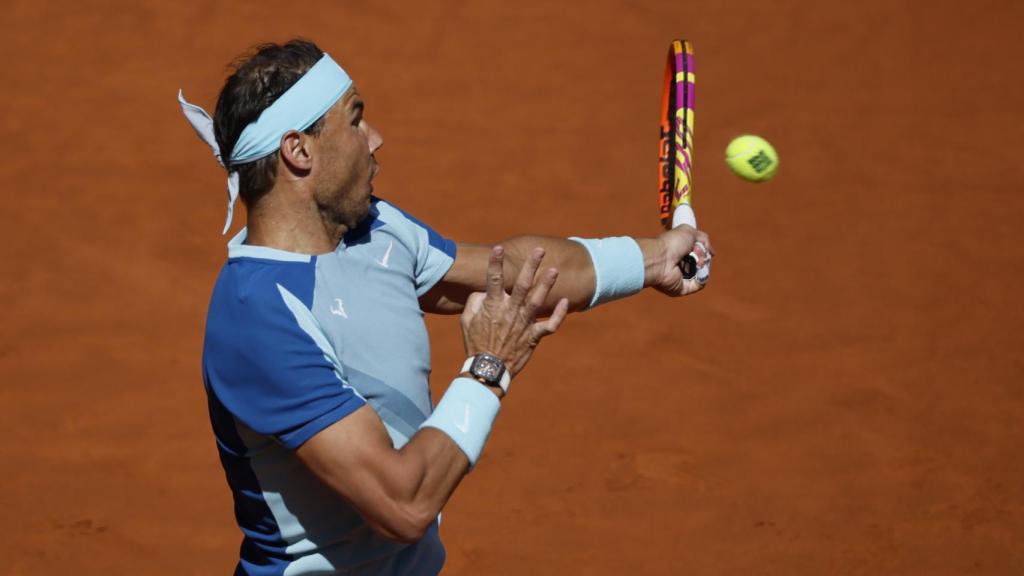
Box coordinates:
[473,355,504,383]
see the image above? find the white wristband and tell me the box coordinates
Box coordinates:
[419,377,501,467]
[569,236,645,308]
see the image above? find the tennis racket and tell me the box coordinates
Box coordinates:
[657,39,709,284]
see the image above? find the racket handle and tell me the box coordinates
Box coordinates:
[671,204,710,284]
[680,253,699,279]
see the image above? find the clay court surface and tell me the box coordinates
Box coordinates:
[3,1,1023,574]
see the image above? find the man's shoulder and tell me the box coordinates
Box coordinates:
[205,255,319,347]
[372,197,431,232]
[202,256,332,392]
[366,197,456,260]
[346,197,415,239]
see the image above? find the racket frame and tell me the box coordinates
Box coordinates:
[658,40,701,279]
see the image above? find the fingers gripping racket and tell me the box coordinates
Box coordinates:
[658,39,710,283]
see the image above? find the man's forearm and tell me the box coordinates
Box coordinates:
[501,236,595,311]
[376,427,471,541]
[422,234,677,315]
[502,235,664,312]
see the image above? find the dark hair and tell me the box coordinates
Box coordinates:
[213,39,327,207]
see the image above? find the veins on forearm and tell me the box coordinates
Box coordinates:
[500,235,595,312]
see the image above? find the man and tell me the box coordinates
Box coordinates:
[180,39,711,575]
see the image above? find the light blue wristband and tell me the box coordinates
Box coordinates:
[569,236,645,308]
[420,377,501,467]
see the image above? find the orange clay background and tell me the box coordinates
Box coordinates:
[2,1,1023,574]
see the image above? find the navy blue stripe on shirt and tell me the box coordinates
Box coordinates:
[206,386,291,575]
[204,258,365,449]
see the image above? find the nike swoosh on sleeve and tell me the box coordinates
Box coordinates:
[376,240,394,268]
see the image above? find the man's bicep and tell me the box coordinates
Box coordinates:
[294,404,465,542]
[418,242,491,314]
[295,404,401,515]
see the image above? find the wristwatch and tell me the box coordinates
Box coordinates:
[461,353,511,394]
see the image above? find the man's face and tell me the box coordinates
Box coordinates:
[311,87,383,230]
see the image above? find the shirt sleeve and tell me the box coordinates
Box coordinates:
[375,200,457,296]
[203,272,365,450]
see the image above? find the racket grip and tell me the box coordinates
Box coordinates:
[672,204,710,284]
[680,253,699,279]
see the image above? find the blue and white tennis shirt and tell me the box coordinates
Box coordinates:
[202,198,457,575]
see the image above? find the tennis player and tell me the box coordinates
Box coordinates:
[180,38,712,575]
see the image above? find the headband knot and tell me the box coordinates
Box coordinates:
[178,54,353,233]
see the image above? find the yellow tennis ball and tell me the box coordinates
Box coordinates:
[725,135,779,182]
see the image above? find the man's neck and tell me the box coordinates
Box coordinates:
[244,191,349,255]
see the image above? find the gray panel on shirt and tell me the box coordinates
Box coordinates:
[310,219,438,448]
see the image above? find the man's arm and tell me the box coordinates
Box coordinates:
[296,403,474,543]
[420,226,713,314]
[296,248,568,543]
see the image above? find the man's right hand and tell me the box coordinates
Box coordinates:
[644,225,713,297]
[460,246,570,378]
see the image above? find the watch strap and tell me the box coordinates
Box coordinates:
[461,355,512,393]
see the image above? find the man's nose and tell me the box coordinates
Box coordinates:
[365,122,383,153]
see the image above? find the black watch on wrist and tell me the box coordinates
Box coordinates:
[462,353,511,394]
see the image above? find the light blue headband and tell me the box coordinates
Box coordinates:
[178,54,353,233]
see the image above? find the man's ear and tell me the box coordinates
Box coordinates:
[279,130,313,173]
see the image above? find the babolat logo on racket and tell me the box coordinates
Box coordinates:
[748,150,774,173]
[658,125,673,223]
